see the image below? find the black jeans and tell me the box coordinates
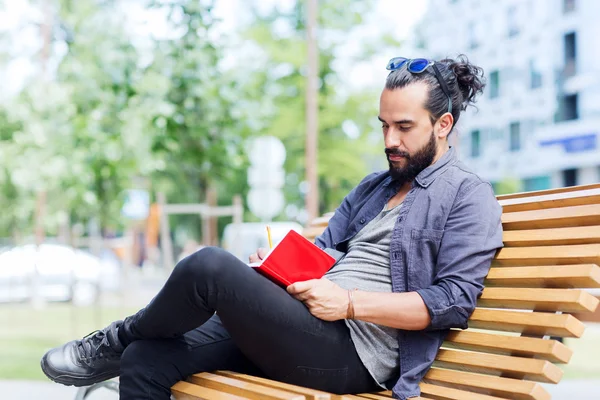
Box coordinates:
[118,247,380,399]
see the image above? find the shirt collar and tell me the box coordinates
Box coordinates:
[415,146,457,188]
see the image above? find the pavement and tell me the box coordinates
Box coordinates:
[1,379,599,400]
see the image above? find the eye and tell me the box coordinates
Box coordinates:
[399,126,411,132]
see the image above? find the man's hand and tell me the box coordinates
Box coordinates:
[249,248,269,263]
[287,278,348,321]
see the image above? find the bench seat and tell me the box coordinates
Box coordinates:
[172,184,600,400]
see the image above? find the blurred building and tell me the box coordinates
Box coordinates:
[411,0,600,191]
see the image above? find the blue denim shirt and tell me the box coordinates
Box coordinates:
[315,147,503,399]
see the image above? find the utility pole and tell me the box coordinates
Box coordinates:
[32,0,52,309]
[305,0,319,222]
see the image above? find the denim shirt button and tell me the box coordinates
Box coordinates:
[360,218,366,224]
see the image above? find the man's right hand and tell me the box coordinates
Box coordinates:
[249,248,269,263]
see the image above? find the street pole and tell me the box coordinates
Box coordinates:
[32,0,52,309]
[305,0,319,223]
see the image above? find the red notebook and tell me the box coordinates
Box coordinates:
[248,230,336,287]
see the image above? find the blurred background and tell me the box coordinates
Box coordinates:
[0,0,598,398]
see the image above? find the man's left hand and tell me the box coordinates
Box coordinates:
[287,278,349,321]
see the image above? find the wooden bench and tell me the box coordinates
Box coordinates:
[169,183,600,400]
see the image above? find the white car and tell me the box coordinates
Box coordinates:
[0,243,120,305]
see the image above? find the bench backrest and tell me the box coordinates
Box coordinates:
[303,184,600,400]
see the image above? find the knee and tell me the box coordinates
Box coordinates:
[120,340,150,375]
[120,340,183,393]
[171,246,228,283]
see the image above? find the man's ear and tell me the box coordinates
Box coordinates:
[435,112,454,139]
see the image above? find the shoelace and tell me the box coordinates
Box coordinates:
[76,330,116,365]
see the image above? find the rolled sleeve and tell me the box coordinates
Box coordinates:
[416,182,503,331]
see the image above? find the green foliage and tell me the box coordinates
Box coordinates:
[0,0,387,241]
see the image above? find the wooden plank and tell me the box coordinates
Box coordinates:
[418,382,507,400]
[478,287,599,313]
[302,227,326,240]
[493,244,600,266]
[433,348,562,383]
[501,204,600,230]
[171,381,248,400]
[499,188,600,212]
[443,330,572,363]
[468,308,585,338]
[424,368,550,400]
[502,226,600,247]
[215,371,330,400]
[485,264,600,289]
[353,394,390,400]
[188,373,304,400]
[496,183,600,201]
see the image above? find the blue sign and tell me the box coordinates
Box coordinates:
[539,133,597,153]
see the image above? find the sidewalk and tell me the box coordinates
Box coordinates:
[1,379,599,399]
[0,380,116,399]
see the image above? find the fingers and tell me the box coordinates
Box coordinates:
[249,247,269,263]
[257,247,269,259]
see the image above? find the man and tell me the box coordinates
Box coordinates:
[41,56,503,400]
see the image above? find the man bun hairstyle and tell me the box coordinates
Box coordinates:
[385,54,486,129]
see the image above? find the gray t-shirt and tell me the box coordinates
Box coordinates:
[325,204,401,388]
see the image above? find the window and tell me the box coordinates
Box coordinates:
[509,122,521,151]
[524,176,551,192]
[530,60,542,89]
[471,130,481,158]
[468,22,478,49]
[564,0,576,13]
[557,94,579,121]
[507,6,519,37]
[564,32,577,77]
[489,70,500,99]
[563,168,578,187]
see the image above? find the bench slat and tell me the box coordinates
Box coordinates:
[215,371,330,400]
[496,183,600,200]
[499,188,600,212]
[188,373,304,400]
[172,381,249,400]
[424,368,550,400]
[502,226,600,247]
[443,330,572,363]
[418,382,508,400]
[352,394,390,400]
[493,244,600,266]
[468,309,585,337]
[478,287,599,312]
[484,264,600,288]
[502,204,600,230]
[433,349,562,383]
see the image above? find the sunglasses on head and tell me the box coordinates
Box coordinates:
[386,57,453,114]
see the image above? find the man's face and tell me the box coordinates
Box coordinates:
[379,83,440,183]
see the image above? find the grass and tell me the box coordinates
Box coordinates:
[0,303,138,380]
[562,328,600,379]
[1,303,599,381]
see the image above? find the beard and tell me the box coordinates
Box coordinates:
[386,131,437,184]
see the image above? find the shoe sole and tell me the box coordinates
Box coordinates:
[40,354,119,387]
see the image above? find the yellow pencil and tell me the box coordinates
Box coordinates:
[266,225,273,249]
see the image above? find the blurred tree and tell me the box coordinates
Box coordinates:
[240,0,388,220]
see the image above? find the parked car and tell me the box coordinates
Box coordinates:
[0,243,120,305]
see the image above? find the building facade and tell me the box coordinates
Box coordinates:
[410,0,600,192]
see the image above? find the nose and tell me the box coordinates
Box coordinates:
[384,127,402,149]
